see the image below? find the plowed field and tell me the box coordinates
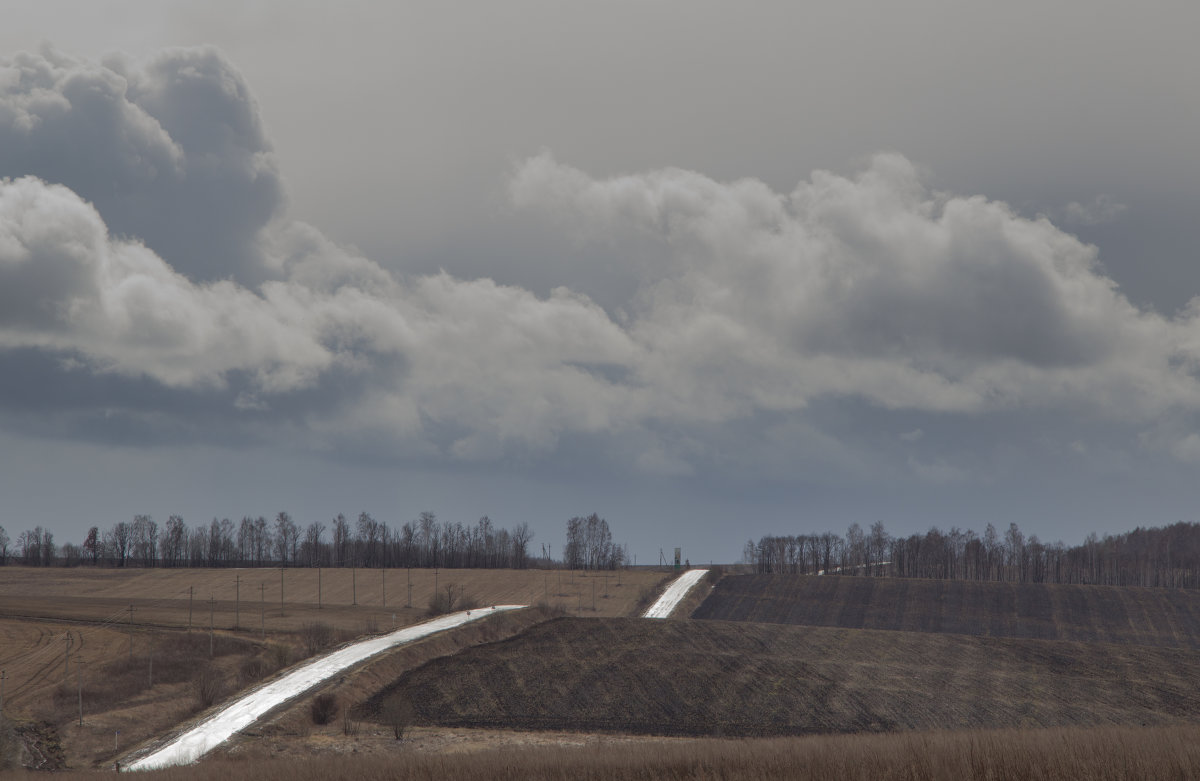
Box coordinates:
[369,617,1200,736]
[691,575,1200,647]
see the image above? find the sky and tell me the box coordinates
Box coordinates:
[0,1,1198,564]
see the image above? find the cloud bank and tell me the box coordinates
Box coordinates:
[3,46,1200,476]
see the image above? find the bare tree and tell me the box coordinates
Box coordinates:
[105,521,131,567]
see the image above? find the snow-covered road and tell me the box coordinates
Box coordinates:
[642,569,708,618]
[127,605,526,771]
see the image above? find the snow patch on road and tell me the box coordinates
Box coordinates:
[642,569,708,619]
[128,605,526,771]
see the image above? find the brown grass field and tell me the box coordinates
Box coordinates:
[7,724,1200,780]
[369,616,1200,736]
[692,574,1200,646]
[7,566,1200,778]
[0,566,670,770]
[0,565,668,633]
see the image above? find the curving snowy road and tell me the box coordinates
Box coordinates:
[642,569,708,618]
[128,605,526,771]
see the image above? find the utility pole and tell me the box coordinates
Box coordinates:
[188,586,193,631]
[209,594,215,657]
[260,583,265,638]
[128,605,134,660]
[235,575,240,630]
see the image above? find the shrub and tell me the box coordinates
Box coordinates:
[269,643,293,670]
[300,622,336,656]
[342,706,360,737]
[426,583,476,616]
[382,699,414,740]
[238,655,273,687]
[193,665,226,709]
[311,692,339,725]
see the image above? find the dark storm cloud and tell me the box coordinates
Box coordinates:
[7,46,1200,485]
[0,46,283,284]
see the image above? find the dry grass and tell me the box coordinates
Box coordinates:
[8,724,1200,779]
[0,566,668,636]
[230,606,561,752]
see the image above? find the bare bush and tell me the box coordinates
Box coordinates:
[193,664,226,709]
[310,692,339,725]
[300,622,336,656]
[382,699,414,740]
[238,655,273,687]
[269,643,293,670]
[342,706,360,737]
[426,583,476,616]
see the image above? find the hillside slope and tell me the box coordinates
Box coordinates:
[692,574,1200,647]
[367,617,1200,736]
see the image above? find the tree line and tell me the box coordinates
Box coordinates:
[0,512,535,569]
[744,520,1200,588]
[0,511,631,571]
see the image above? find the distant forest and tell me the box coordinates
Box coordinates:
[745,521,1200,589]
[0,511,627,571]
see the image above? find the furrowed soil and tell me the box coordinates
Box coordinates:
[369,616,1200,736]
[692,574,1200,646]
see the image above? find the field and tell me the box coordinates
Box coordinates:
[7,566,1200,777]
[691,574,1200,646]
[0,565,669,769]
[366,616,1200,736]
[8,725,1200,780]
[0,565,666,633]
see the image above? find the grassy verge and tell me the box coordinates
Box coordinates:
[9,724,1200,780]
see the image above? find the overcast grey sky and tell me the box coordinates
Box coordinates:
[1,1,1198,563]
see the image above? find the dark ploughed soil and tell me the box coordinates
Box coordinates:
[367,616,1200,737]
[692,574,1200,647]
